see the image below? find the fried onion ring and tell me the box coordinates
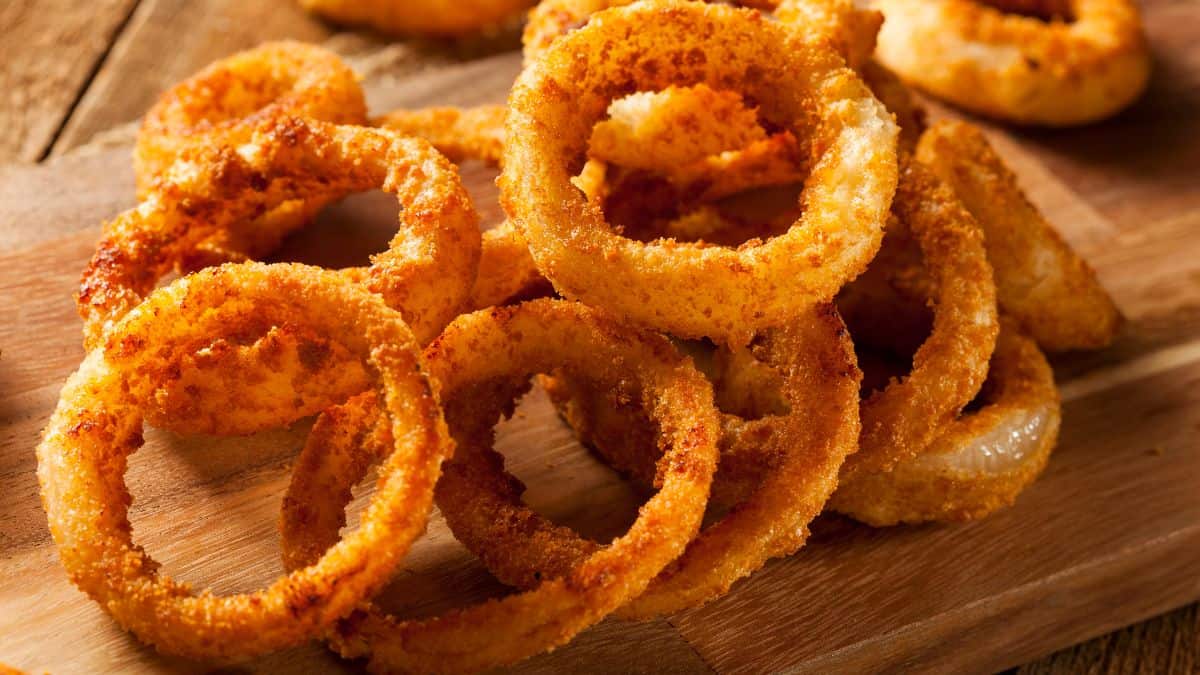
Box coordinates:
[375,104,551,310]
[916,119,1120,350]
[296,0,536,37]
[279,299,720,672]
[502,0,898,344]
[80,115,480,353]
[553,156,998,504]
[134,43,367,269]
[135,42,366,194]
[838,156,998,477]
[871,0,1151,125]
[38,262,451,661]
[831,323,1061,525]
[531,304,860,616]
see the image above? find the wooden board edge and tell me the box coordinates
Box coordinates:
[789,524,1200,674]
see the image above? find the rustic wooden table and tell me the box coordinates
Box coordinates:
[1,1,1197,673]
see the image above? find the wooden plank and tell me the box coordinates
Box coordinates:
[45,0,332,155]
[2,24,1199,675]
[1018,604,1200,675]
[0,0,139,162]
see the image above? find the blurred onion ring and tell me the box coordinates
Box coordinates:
[831,323,1061,525]
[916,119,1120,350]
[531,304,860,616]
[80,115,480,354]
[135,42,367,266]
[502,0,898,344]
[279,299,720,672]
[296,0,536,37]
[871,0,1151,125]
[38,262,452,661]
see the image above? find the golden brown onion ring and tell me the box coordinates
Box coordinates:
[279,299,720,672]
[135,41,366,194]
[375,104,551,310]
[135,42,367,267]
[916,119,1120,350]
[80,118,479,435]
[80,115,480,353]
[531,304,861,616]
[297,0,536,37]
[831,323,1061,525]
[39,262,451,661]
[502,0,898,345]
[554,156,999,506]
[871,0,1151,125]
[837,156,999,478]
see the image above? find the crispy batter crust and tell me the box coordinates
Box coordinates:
[80,116,480,355]
[539,304,862,617]
[502,0,898,345]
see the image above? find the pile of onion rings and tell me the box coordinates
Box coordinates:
[37,0,1120,671]
[870,0,1151,125]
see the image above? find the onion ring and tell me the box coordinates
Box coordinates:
[38,262,452,660]
[831,323,1061,525]
[135,42,367,268]
[279,299,720,671]
[871,0,1151,125]
[376,104,551,310]
[80,115,480,353]
[839,155,999,478]
[80,117,479,434]
[502,0,899,344]
[554,155,998,504]
[135,42,366,194]
[915,119,1121,350]
[533,303,860,616]
[296,0,536,37]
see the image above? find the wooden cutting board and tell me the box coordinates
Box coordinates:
[1,50,1198,675]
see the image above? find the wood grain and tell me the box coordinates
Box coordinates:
[45,0,332,155]
[0,0,138,162]
[1,5,1199,672]
[44,0,522,156]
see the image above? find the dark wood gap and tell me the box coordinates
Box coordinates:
[36,0,142,162]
